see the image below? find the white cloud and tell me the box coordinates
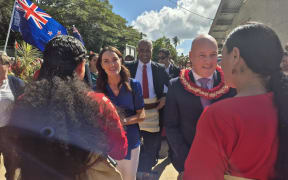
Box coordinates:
[131,0,220,42]
[177,48,184,54]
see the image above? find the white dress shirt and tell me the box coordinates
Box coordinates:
[191,69,215,89]
[0,79,14,101]
[135,60,157,99]
[0,79,14,127]
[165,64,171,74]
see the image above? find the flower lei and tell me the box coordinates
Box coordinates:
[179,66,230,100]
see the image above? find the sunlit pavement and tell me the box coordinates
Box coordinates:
[153,140,178,180]
[0,155,6,180]
[153,157,178,180]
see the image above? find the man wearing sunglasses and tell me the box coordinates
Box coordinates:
[158,48,180,80]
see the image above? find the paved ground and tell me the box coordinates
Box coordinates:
[153,140,178,180]
[153,157,178,180]
[0,155,6,180]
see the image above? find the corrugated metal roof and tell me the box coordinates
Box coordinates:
[209,0,244,48]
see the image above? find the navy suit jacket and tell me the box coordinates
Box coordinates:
[167,63,180,79]
[124,60,170,99]
[164,70,236,172]
[8,75,25,99]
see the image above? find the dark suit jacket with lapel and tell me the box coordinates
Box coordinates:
[167,64,180,79]
[164,70,236,172]
[124,60,170,99]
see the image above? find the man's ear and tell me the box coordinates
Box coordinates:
[75,61,85,80]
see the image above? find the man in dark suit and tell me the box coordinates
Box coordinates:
[164,34,236,179]
[125,39,170,179]
[158,48,180,80]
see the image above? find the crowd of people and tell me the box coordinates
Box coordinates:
[0,22,288,180]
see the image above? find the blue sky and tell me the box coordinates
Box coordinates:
[110,0,177,23]
[109,0,220,56]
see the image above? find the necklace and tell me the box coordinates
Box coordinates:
[179,66,230,100]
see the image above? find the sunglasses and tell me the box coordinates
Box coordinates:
[158,56,168,60]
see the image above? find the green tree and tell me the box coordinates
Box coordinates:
[152,36,177,62]
[175,53,189,68]
[0,0,141,53]
[36,0,141,52]
[0,0,20,48]
[172,36,180,48]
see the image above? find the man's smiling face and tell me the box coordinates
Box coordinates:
[189,37,218,78]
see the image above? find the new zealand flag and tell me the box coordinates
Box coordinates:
[11,0,68,51]
[72,25,85,45]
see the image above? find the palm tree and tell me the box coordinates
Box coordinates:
[12,41,42,81]
[172,36,180,48]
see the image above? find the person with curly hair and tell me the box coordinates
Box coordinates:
[8,35,127,180]
[96,46,145,180]
[184,23,288,180]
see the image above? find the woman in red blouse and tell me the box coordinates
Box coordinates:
[184,23,288,180]
[8,35,127,180]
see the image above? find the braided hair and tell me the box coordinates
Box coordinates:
[225,22,288,180]
[38,35,86,80]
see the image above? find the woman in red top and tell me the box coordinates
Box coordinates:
[183,23,288,180]
[8,35,127,180]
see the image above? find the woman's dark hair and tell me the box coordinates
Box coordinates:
[38,35,86,80]
[96,46,131,94]
[224,22,288,179]
[8,77,118,180]
[88,53,99,62]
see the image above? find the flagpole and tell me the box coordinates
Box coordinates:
[4,0,17,53]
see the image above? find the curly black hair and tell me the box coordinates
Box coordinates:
[7,35,121,180]
[8,77,116,180]
[38,35,86,80]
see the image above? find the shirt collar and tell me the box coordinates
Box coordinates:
[191,69,214,81]
[165,64,171,71]
[138,60,152,69]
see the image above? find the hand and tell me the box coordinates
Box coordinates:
[156,97,166,110]
[121,118,127,125]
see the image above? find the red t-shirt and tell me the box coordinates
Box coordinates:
[87,92,128,160]
[184,93,278,180]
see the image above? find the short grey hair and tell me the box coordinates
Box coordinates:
[138,39,153,48]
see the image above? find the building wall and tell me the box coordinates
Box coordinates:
[228,0,288,48]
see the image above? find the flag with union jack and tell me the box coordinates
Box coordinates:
[11,0,68,51]
[72,25,85,45]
